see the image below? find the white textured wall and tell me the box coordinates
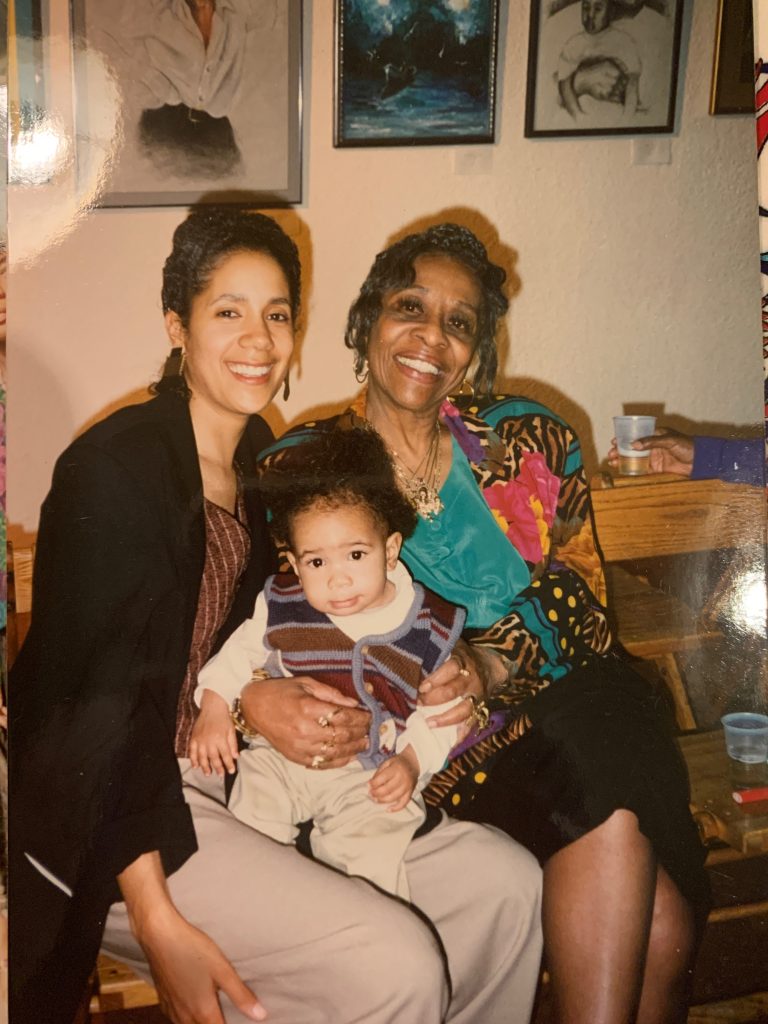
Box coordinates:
[8,0,764,538]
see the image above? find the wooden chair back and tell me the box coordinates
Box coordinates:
[590,474,766,562]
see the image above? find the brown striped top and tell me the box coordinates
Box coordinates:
[174,496,250,756]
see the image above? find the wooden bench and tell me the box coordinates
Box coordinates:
[589,473,766,730]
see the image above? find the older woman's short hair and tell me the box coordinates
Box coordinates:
[345,223,508,396]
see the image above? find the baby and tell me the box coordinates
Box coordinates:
[192,427,467,899]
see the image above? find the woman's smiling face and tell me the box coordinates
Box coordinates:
[166,248,295,423]
[365,253,482,416]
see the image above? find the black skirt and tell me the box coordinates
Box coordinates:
[433,653,711,920]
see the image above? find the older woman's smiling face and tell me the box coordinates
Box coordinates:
[366,254,482,416]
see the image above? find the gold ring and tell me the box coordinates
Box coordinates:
[311,754,325,769]
[320,741,330,754]
[454,655,470,678]
[318,714,330,728]
[462,693,490,731]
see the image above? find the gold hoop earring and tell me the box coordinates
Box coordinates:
[458,377,474,397]
[355,359,369,384]
[282,372,291,401]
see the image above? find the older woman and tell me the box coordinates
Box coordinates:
[254,223,709,1024]
[10,211,542,1024]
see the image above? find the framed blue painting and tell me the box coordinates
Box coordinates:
[334,0,500,148]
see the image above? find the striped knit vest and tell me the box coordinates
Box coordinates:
[263,573,466,766]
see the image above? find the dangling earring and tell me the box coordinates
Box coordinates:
[458,377,474,397]
[355,359,369,384]
[162,346,186,381]
[282,372,291,401]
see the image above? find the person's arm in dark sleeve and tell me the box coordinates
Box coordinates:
[11,442,195,898]
[691,436,766,486]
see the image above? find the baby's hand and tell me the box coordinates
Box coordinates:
[189,689,238,777]
[369,748,419,812]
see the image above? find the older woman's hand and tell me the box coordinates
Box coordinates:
[238,676,370,769]
[418,640,505,729]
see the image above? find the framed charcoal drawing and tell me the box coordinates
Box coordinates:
[524,0,684,138]
[70,0,303,207]
[710,0,755,115]
[334,0,500,148]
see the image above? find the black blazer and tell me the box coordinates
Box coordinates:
[9,392,276,1020]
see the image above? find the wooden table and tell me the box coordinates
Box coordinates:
[679,730,768,1013]
[680,730,768,856]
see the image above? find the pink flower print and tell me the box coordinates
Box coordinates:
[483,453,561,565]
[484,479,544,564]
[516,452,560,527]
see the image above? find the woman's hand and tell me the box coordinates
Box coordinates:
[418,640,504,729]
[189,690,238,777]
[238,676,370,769]
[120,852,266,1024]
[140,907,266,1024]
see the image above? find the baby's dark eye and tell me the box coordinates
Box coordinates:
[349,550,365,561]
[308,558,324,568]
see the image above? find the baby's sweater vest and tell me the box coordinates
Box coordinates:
[262,573,465,767]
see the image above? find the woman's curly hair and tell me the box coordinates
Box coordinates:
[154,207,301,396]
[345,223,508,396]
[260,427,418,549]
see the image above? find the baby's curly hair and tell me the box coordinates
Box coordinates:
[260,427,418,549]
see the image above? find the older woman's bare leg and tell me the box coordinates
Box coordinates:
[543,809,695,1024]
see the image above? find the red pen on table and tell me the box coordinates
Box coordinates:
[732,786,768,804]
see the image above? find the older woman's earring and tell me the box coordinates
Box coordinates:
[459,377,474,397]
[282,372,291,401]
[355,359,369,384]
[162,346,186,380]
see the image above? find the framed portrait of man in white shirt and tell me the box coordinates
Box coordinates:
[71,0,302,206]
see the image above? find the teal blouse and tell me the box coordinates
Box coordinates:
[401,436,530,629]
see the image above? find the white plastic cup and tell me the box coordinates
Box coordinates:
[613,415,657,476]
[721,711,768,788]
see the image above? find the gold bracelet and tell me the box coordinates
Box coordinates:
[463,693,490,732]
[230,697,260,740]
[229,669,271,740]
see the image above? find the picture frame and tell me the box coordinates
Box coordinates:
[70,0,303,208]
[9,0,46,185]
[710,0,755,116]
[524,0,684,138]
[334,0,500,148]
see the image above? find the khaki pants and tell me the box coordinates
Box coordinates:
[103,762,543,1024]
[230,740,425,899]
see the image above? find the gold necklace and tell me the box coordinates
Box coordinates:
[390,424,445,522]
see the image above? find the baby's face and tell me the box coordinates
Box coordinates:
[286,503,401,617]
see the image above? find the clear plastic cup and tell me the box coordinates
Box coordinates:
[613,415,656,476]
[721,711,768,788]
